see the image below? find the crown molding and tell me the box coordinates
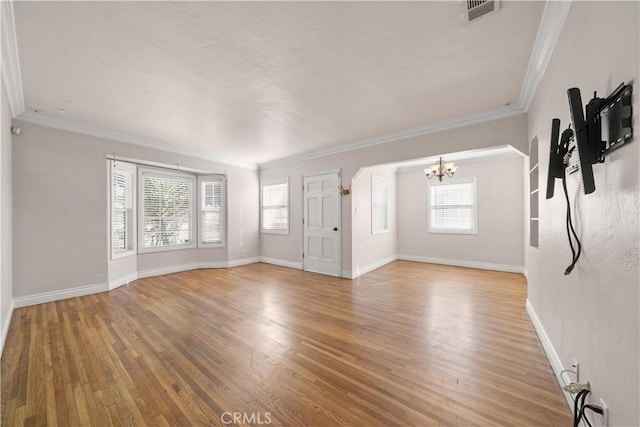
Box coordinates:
[259,104,525,169]
[518,0,572,112]
[16,111,258,170]
[259,0,572,170]
[7,0,570,171]
[395,145,524,172]
[1,0,25,117]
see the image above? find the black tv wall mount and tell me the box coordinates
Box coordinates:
[559,82,634,195]
[600,82,633,156]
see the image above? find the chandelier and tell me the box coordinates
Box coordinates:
[424,157,457,181]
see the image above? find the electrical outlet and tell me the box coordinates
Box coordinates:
[572,357,580,382]
[599,398,609,427]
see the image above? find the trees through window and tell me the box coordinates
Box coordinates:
[140,171,195,251]
[109,160,226,257]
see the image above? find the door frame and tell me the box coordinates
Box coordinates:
[301,169,342,277]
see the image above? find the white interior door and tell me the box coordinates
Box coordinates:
[303,172,341,277]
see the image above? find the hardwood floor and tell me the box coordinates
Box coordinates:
[1,261,571,426]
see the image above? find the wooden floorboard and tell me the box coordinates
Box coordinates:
[1,261,571,426]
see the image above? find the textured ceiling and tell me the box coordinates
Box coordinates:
[14,1,544,165]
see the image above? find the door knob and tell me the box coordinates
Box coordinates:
[333,227,338,231]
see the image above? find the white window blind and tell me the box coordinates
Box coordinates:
[429,179,477,234]
[111,161,136,257]
[199,176,225,246]
[261,180,289,234]
[140,170,195,250]
[372,176,389,234]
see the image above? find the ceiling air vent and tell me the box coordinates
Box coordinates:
[465,0,500,22]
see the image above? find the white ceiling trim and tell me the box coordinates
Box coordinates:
[518,0,572,112]
[1,0,25,118]
[258,104,525,169]
[260,0,572,170]
[7,0,571,170]
[17,111,258,170]
[394,145,525,172]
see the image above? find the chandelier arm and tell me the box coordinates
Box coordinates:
[424,157,456,181]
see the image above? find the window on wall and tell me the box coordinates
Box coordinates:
[111,161,136,258]
[199,176,226,246]
[371,175,389,234]
[109,162,228,256]
[138,168,196,252]
[261,179,289,234]
[428,178,477,234]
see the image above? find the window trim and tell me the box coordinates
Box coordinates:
[261,178,290,235]
[371,175,390,235]
[198,175,227,247]
[427,177,478,235]
[137,166,197,254]
[110,160,137,259]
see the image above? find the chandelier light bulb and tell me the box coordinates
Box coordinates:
[424,157,457,181]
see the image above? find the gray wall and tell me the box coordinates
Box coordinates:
[351,165,397,275]
[398,155,524,269]
[12,121,259,297]
[526,2,639,425]
[260,114,528,275]
[11,114,527,296]
[1,84,13,354]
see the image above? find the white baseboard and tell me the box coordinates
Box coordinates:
[15,258,262,310]
[195,261,229,269]
[397,254,525,274]
[14,281,109,308]
[108,272,139,291]
[347,254,520,280]
[351,255,398,279]
[259,256,302,270]
[228,257,261,268]
[199,257,261,269]
[341,270,354,279]
[1,298,15,356]
[526,299,574,411]
[137,262,200,279]
[10,256,524,310]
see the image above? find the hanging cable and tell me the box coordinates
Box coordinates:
[562,147,582,275]
[559,369,577,385]
[579,404,604,427]
[573,388,590,427]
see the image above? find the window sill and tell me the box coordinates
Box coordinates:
[428,229,478,235]
[372,230,390,235]
[199,242,226,248]
[138,244,197,254]
[111,250,136,260]
[261,229,290,235]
